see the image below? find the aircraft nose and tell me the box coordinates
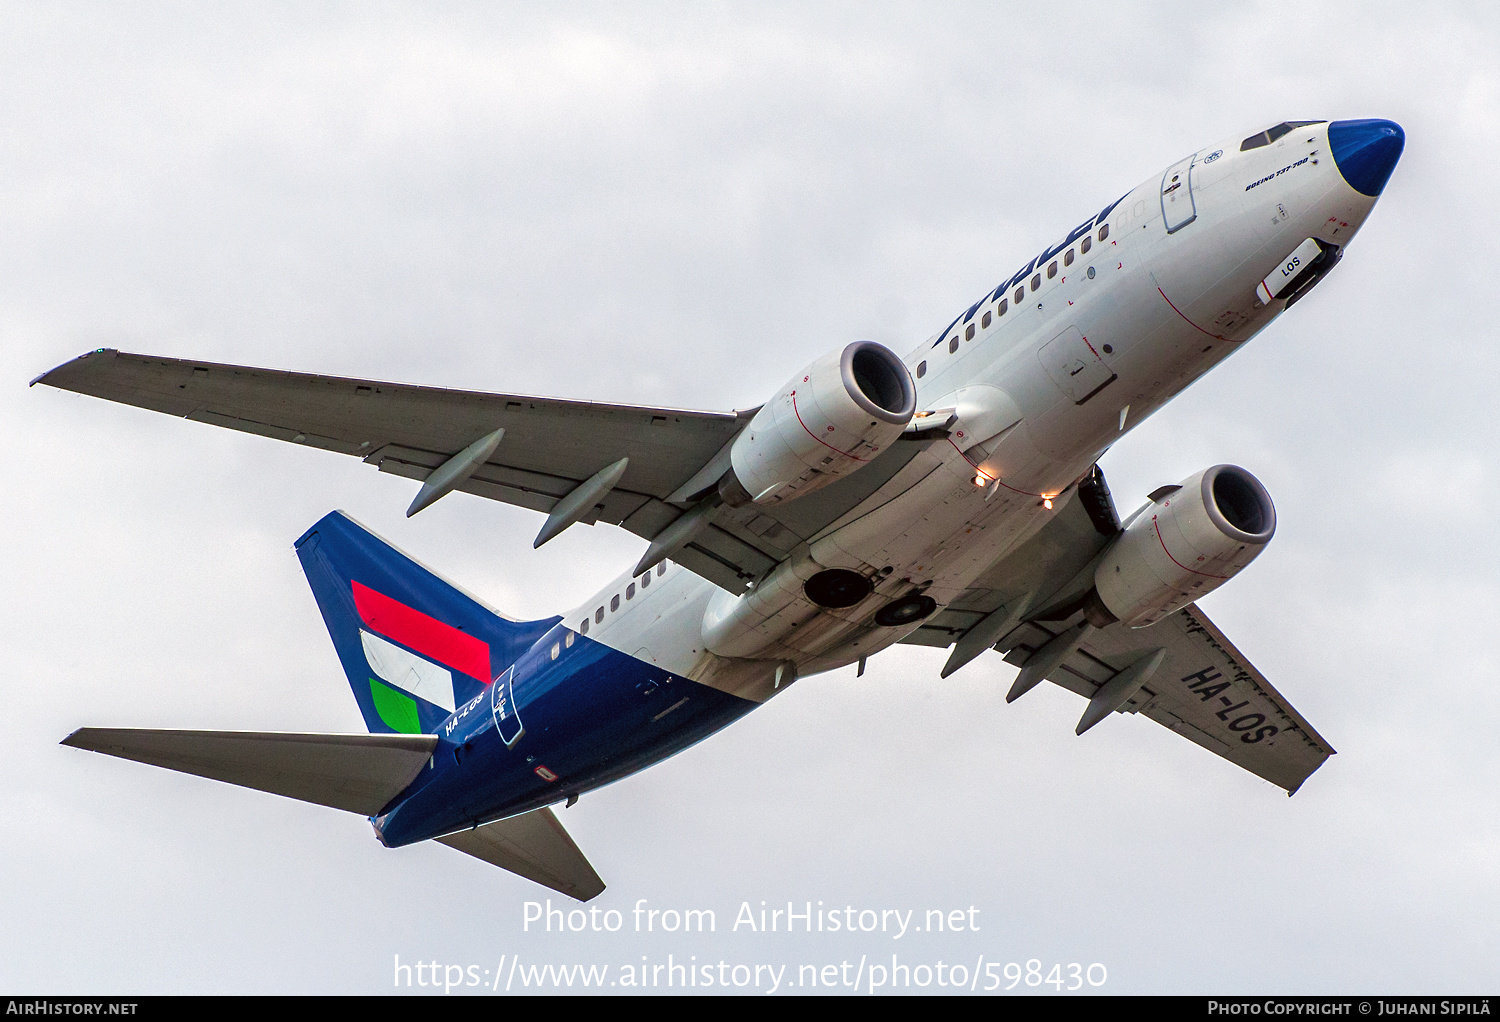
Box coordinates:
[1328,119,1404,197]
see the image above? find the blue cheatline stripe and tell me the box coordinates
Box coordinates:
[374,632,762,846]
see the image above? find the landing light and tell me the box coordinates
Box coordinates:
[974,473,988,487]
[1044,498,1053,509]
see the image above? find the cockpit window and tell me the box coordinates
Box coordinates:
[1240,120,1326,151]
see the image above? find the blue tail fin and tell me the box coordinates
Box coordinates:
[295,511,559,734]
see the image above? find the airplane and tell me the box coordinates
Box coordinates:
[34,117,1405,902]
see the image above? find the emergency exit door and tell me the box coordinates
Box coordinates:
[1039,326,1117,406]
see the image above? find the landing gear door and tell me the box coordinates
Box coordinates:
[1160,153,1197,234]
[490,664,524,747]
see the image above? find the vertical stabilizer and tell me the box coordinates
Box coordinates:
[296,511,558,734]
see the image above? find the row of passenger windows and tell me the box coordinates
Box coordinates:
[916,223,1111,376]
[577,562,669,635]
[550,629,577,660]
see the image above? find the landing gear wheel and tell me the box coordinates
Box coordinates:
[874,594,937,627]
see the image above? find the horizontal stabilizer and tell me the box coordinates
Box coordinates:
[61,728,437,816]
[438,808,605,902]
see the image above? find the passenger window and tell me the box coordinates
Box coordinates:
[964,323,975,340]
[657,563,666,576]
[595,607,604,623]
[580,617,589,635]
[948,337,959,353]
[1064,250,1074,267]
[1031,274,1041,291]
[565,630,574,647]
[550,642,560,660]
[610,595,620,612]
[1081,236,1091,254]
[981,311,991,328]
[1047,261,1057,279]
[998,298,1008,315]
[640,572,650,589]
[1098,224,1109,242]
[916,360,927,378]
[1013,287,1024,304]
[627,582,636,600]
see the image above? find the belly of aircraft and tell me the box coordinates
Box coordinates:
[372,635,759,847]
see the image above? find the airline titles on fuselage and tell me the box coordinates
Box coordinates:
[933,191,1131,349]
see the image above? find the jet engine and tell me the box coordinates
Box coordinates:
[1092,465,1276,628]
[718,341,916,507]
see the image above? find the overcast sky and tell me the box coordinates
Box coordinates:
[3,1,1498,995]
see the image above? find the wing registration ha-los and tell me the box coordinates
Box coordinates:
[35,118,1406,900]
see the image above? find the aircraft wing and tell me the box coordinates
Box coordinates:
[997,606,1334,793]
[34,349,760,589]
[900,476,1333,793]
[35,348,946,594]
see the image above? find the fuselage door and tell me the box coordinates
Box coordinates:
[1039,326,1117,406]
[1160,153,1197,234]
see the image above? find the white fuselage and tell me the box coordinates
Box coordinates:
[570,121,1380,703]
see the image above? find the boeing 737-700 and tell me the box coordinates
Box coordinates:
[35,117,1405,901]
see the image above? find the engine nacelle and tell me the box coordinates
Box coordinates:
[1093,465,1276,628]
[719,341,916,507]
